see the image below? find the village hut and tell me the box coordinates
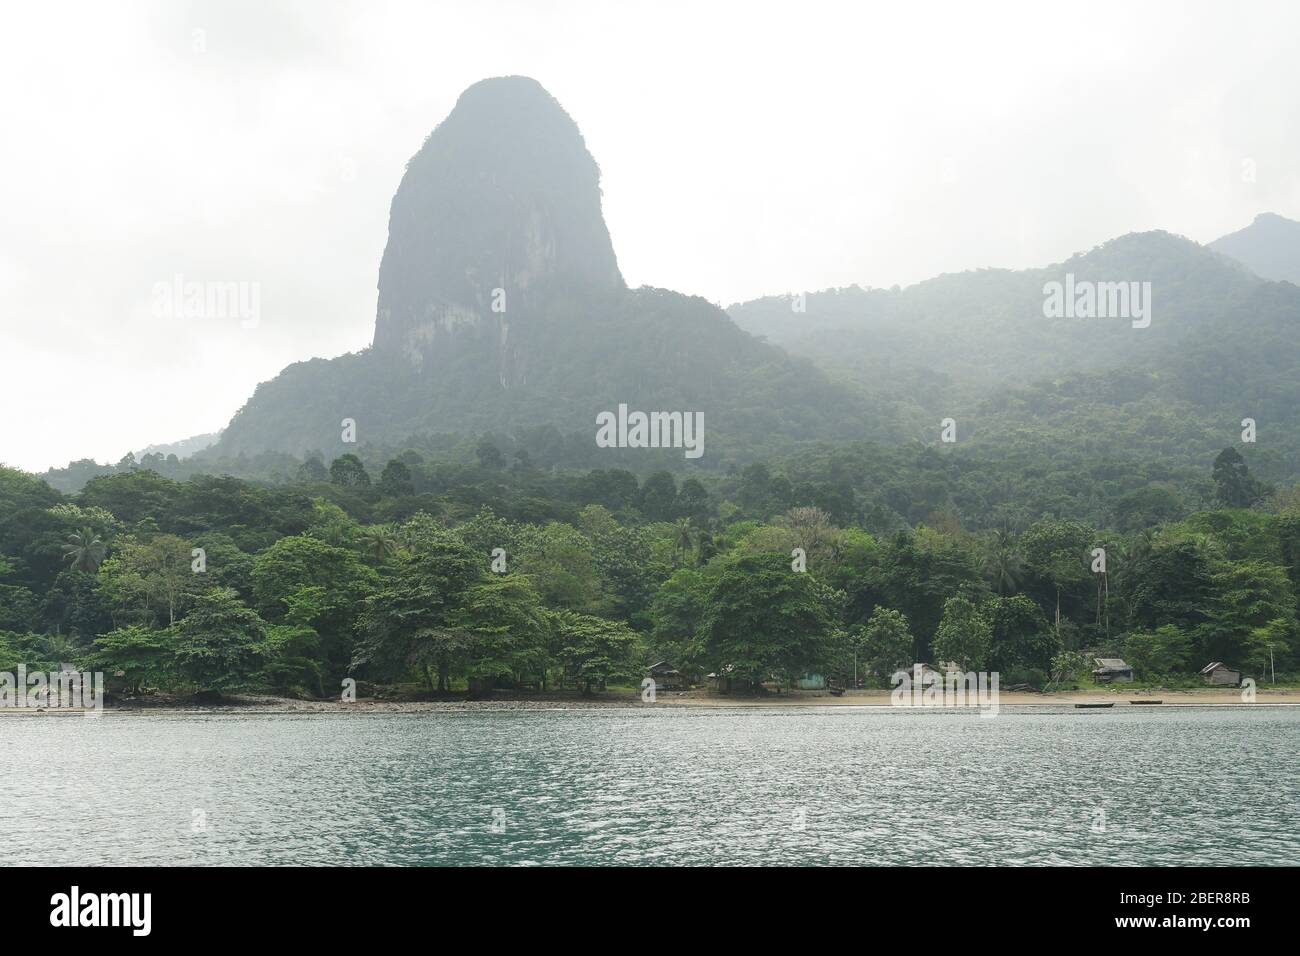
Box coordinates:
[1199,661,1243,686]
[1091,658,1134,683]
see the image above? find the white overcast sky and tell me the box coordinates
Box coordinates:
[3,0,1299,472]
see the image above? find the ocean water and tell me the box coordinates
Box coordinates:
[3,706,1297,866]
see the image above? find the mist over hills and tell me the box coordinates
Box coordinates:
[205,77,882,470]
[36,77,1300,494]
[728,229,1300,482]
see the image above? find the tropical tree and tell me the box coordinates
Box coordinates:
[638,471,678,522]
[1019,519,1095,642]
[378,459,415,497]
[1204,559,1294,665]
[63,527,106,573]
[984,526,1023,596]
[1121,625,1193,679]
[648,568,708,669]
[983,593,1055,672]
[352,539,482,686]
[549,608,639,695]
[671,517,695,564]
[251,534,377,677]
[456,576,552,690]
[296,457,328,482]
[86,624,177,692]
[329,454,371,487]
[358,525,401,563]
[930,595,993,671]
[701,552,835,688]
[855,606,914,684]
[173,587,267,693]
[97,534,202,627]
[1212,447,1265,509]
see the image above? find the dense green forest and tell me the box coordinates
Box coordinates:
[4,439,1297,699]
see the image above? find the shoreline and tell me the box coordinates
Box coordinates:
[3,687,1297,715]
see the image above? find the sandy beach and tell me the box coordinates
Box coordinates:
[4,686,1297,715]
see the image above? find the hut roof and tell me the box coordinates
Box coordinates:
[1200,661,1237,674]
[1093,658,1130,669]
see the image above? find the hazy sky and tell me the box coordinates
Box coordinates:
[3,0,1298,472]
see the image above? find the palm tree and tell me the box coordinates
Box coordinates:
[985,526,1023,595]
[63,527,106,573]
[672,517,695,564]
[359,526,400,563]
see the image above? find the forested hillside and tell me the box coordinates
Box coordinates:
[728,230,1300,482]
[4,441,1297,698]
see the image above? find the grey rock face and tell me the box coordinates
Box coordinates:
[373,76,624,381]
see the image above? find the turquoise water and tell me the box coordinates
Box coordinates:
[3,706,1297,866]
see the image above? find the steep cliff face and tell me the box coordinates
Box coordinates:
[207,77,877,465]
[373,76,624,383]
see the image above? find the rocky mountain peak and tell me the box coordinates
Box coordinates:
[373,76,624,371]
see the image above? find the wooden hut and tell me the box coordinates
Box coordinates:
[646,660,687,691]
[1091,657,1133,683]
[1200,661,1242,686]
[705,664,736,694]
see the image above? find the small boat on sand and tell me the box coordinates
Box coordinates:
[1129,700,1163,705]
[1074,702,1114,709]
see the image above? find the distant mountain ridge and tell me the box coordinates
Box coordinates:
[134,431,221,462]
[1210,212,1300,285]
[726,226,1300,479]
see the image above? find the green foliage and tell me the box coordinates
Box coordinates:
[549,608,639,694]
[701,553,836,686]
[252,534,377,678]
[649,568,708,669]
[297,457,328,482]
[97,534,202,628]
[931,595,993,671]
[0,630,69,672]
[353,536,483,684]
[1050,649,1091,685]
[984,594,1057,672]
[843,527,984,653]
[85,625,178,691]
[7,427,1300,698]
[1212,448,1266,508]
[1121,625,1194,679]
[0,583,38,633]
[261,624,324,695]
[62,527,107,573]
[855,606,914,685]
[173,587,267,692]
[329,454,371,488]
[38,570,111,641]
[378,459,415,497]
[1122,538,1214,634]
[1203,559,1295,665]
